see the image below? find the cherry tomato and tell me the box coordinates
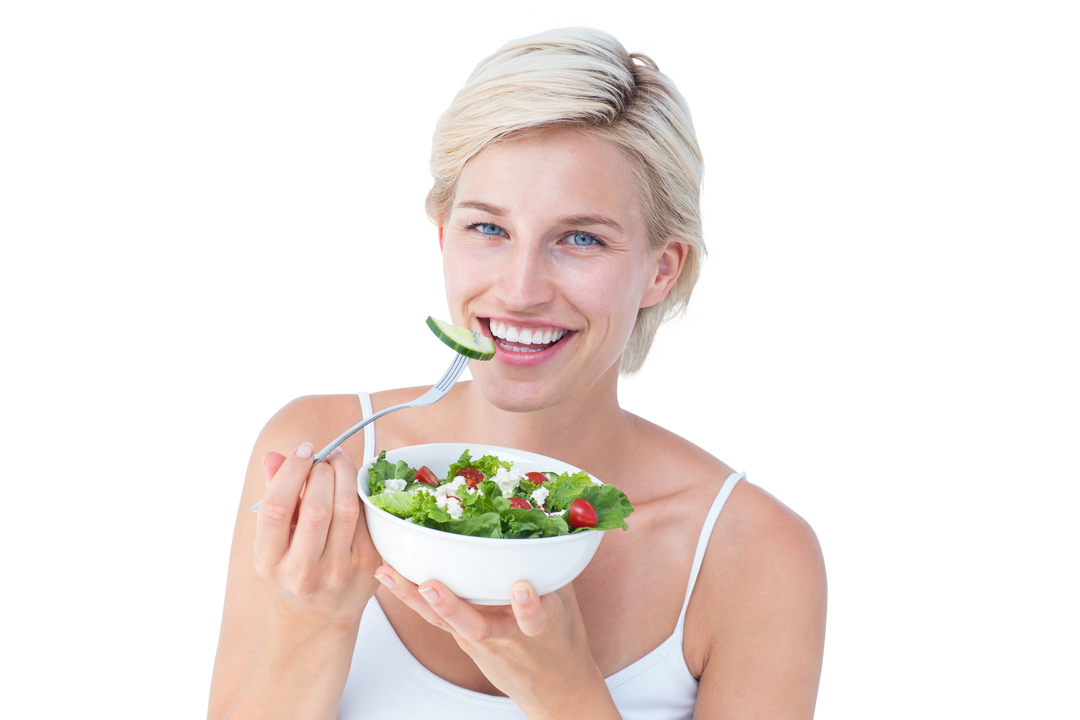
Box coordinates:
[567,498,598,528]
[455,467,484,488]
[525,472,548,486]
[508,497,532,509]
[415,466,440,487]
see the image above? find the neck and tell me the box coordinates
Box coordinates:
[453,364,632,478]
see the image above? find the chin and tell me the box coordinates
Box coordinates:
[471,368,566,414]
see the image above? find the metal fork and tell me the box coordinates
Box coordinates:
[250,347,473,512]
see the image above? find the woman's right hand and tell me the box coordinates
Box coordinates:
[254,442,380,627]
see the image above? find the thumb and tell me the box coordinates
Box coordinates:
[510,582,549,637]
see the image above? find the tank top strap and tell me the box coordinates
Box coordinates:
[357,391,376,466]
[675,471,745,631]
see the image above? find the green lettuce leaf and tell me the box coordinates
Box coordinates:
[366,450,416,495]
[506,508,570,538]
[570,484,634,532]
[544,470,601,510]
[370,489,422,518]
[446,449,512,481]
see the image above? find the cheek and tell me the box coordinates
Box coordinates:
[442,246,486,315]
[566,262,644,328]
[573,273,618,312]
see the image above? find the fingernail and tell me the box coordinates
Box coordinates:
[375,573,395,589]
[296,442,313,459]
[327,446,345,458]
[513,587,529,603]
[419,586,440,604]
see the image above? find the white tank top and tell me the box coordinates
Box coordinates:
[337,392,744,719]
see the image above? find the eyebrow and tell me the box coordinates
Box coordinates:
[455,201,624,232]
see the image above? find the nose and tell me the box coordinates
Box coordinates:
[493,237,556,311]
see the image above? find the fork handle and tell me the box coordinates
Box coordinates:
[250,348,472,512]
[248,403,419,512]
[309,406,397,465]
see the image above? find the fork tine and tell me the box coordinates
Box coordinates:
[437,353,469,392]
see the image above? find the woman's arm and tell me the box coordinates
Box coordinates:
[690,483,827,719]
[207,397,381,720]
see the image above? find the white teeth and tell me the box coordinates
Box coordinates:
[487,319,570,348]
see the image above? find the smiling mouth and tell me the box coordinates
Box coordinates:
[486,318,571,354]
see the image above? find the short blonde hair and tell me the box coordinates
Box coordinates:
[426,28,704,374]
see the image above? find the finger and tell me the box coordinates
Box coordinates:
[418,579,516,643]
[321,449,361,573]
[509,582,550,637]
[288,459,336,565]
[255,442,316,568]
[263,452,286,487]
[374,566,456,634]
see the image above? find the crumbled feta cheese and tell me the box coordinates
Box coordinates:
[435,493,464,519]
[435,476,467,499]
[384,478,406,493]
[529,486,549,509]
[430,477,468,519]
[491,467,526,497]
[550,509,566,517]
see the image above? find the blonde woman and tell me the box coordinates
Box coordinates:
[210,28,826,719]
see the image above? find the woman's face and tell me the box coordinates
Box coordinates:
[440,128,679,413]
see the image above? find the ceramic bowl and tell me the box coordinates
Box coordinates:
[358,443,606,604]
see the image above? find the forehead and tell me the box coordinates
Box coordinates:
[452,128,643,225]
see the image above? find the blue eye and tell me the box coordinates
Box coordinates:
[474,223,505,236]
[565,232,600,247]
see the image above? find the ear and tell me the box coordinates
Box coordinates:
[639,240,688,309]
[438,225,445,252]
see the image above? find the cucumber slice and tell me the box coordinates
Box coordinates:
[426,316,496,361]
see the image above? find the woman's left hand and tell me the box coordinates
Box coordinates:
[374,566,619,719]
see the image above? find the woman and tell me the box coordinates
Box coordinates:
[209,28,826,719]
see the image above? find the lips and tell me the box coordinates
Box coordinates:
[482,318,573,357]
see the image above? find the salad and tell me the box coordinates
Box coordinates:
[366,449,634,539]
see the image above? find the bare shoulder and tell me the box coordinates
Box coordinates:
[712,481,825,588]
[256,394,364,452]
[628,417,824,604]
[685,476,827,716]
[221,394,366,522]
[624,415,822,573]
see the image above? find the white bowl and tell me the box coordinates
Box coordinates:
[358,443,606,605]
